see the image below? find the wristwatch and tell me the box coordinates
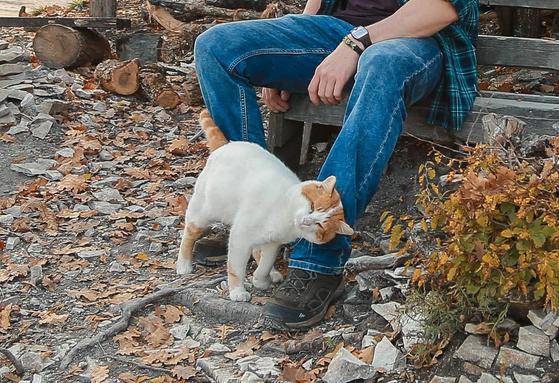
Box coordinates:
[349,26,372,49]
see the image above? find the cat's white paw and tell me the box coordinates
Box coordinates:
[176,257,193,275]
[270,269,284,283]
[229,287,251,302]
[252,275,272,290]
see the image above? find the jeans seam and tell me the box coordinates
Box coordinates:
[239,85,248,140]
[356,54,440,198]
[227,48,331,75]
[289,260,345,274]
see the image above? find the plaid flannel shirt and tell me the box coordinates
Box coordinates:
[319,0,479,131]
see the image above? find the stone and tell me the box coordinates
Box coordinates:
[513,372,540,383]
[517,325,550,357]
[197,356,240,383]
[6,236,20,250]
[453,335,498,370]
[236,355,281,379]
[5,206,22,217]
[400,309,426,352]
[0,46,25,63]
[32,374,43,383]
[155,216,179,227]
[0,63,28,76]
[370,302,401,330]
[78,249,106,259]
[379,286,396,300]
[20,351,46,372]
[478,373,499,383]
[170,324,190,340]
[322,347,376,383]
[550,339,559,362]
[91,201,121,215]
[55,148,75,158]
[30,265,43,286]
[93,101,106,112]
[39,99,71,115]
[30,121,53,139]
[28,244,43,253]
[109,261,125,273]
[208,343,231,354]
[44,170,63,181]
[10,159,57,176]
[527,310,559,338]
[176,337,200,349]
[98,150,113,161]
[496,347,540,369]
[92,188,123,202]
[0,40,8,50]
[173,176,197,188]
[458,377,474,383]
[371,337,403,372]
[356,270,394,292]
[149,242,163,253]
[0,214,14,225]
[240,372,261,382]
[430,377,456,383]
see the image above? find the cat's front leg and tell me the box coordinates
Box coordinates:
[227,231,252,302]
[252,243,280,290]
[177,221,205,275]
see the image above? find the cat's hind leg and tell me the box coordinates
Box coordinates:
[176,220,205,275]
[227,227,253,301]
[252,243,280,290]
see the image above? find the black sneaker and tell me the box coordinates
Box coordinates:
[262,268,344,330]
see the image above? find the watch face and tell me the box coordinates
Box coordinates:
[351,26,368,39]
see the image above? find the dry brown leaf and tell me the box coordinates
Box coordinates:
[168,138,190,156]
[357,346,375,364]
[39,312,69,325]
[224,336,260,360]
[0,264,30,283]
[160,305,183,323]
[57,174,88,193]
[171,365,196,380]
[0,304,15,331]
[117,372,137,383]
[324,305,336,320]
[146,325,171,347]
[279,364,314,383]
[90,365,109,383]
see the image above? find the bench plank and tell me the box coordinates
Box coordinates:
[278,93,559,146]
[480,0,559,10]
[477,35,559,70]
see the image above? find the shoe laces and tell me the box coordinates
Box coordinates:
[278,269,315,298]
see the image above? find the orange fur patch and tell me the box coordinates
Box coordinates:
[301,182,348,243]
[200,110,228,152]
[179,222,204,262]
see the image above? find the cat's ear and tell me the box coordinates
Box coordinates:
[322,176,337,195]
[336,221,354,236]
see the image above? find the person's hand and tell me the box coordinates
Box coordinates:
[262,88,290,113]
[308,41,360,105]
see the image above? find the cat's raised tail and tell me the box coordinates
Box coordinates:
[200,109,228,152]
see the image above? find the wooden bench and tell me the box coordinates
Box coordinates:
[267,0,559,168]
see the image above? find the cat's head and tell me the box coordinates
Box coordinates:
[294,176,354,244]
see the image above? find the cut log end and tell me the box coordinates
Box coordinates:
[33,24,111,69]
[94,58,140,95]
[155,90,181,109]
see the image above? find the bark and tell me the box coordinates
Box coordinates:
[94,58,140,95]
[32,25,111,69]
[140,65,182,109]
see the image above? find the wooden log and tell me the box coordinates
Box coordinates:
[32,25,111,69]
[479,0,559,10]
[148,0,259,22]
[512,8,542,37]
[94,59,140,95]
[146,1,187,32]
[90,0,117,17]
[116,32,162,65]
[0,17,131,29]
[139,65,181,109]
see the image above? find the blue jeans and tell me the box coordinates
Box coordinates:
[195,14,443,275]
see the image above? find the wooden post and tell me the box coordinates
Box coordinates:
[90,0,117,17]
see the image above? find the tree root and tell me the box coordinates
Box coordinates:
[0,348,25,375]
[59,275,226,370]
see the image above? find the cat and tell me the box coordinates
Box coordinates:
[176,110,354,302]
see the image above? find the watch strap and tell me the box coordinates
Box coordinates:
[342,35,363,55]
[351,27,372,48]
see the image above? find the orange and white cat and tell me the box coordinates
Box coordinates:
[176,110,354,301]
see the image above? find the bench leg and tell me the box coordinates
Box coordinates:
[267,113,304,172]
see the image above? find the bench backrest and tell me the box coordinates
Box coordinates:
[477,0,559,71]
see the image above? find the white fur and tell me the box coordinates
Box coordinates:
[177,142,320,301]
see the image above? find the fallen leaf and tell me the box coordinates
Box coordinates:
[0,304,16,331]
[57,174,88,193]
[39,311,69,325]
[171,365,196,380]
[90,365,109,383]
[168,138,190,156]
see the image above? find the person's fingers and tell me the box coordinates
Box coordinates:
[333,80,345,102]
[324,78,337,105]
[308,74,320,106]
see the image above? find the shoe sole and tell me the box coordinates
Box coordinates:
[263,278,345,331]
